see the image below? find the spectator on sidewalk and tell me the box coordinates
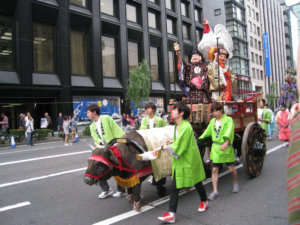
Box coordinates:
[63,115,70,146]
[0,113,9,140]
[25,115,34,146]
[45,112,54,136]
[19,113,26,130]
[57,112,63,134]
[71,114,78,143]
[25,112,32,123]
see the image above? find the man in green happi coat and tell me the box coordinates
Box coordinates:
[140,102,168,193]
[158,102,207,224]
[140,102,168,130]
[257,99,271,135]
[199,102,239,201]
[87,104,126,199]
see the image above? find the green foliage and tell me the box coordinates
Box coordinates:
[58,132,64,138]
[83,125,91,136]
[9,129,25,142]
[126,59,151,108]
[266,82,277,108]
[34,129,53,140]
[279,68,298,107]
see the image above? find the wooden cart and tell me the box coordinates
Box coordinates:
[168,100,267,178]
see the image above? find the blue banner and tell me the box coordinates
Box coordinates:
[73,96,120,120]
[263,33,271,77]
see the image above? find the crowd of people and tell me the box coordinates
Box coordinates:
[0,111,80,147]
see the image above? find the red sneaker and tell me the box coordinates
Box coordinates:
[198,200,208,212]
[158,212,175,223]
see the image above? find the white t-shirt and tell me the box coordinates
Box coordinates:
[148,118,155,129]
[25,120,34,133]
[96,118,103,140]
[258,108,264,125]
[215,119,221,130]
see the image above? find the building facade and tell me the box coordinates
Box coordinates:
[0,0,203,128]
[246,0,265,94]
[280,0,298,69]
[260,0,287,103]
[289,2,300,37]
[203,1,250,74]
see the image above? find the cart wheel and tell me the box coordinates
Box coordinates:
[241,122,266,178]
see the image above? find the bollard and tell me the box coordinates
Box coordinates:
[75,133,80,142]
[10,134,16,149]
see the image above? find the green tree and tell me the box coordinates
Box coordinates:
[126,59,151,108]
[266,82,277,109]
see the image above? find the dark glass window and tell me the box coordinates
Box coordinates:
[194,8,201,22]
[148,12,157,29]
[168,51,174,83]
[182,24,190,39]
[214,8,221,16]
[33,22,55,73]
[101,0,114,16]
[70,0,86,7]
[71,30,88,75]
[102,36,116,77]
[167,18,175,34]
[126,4,137,23]
[181,2,188,17]
[259,55,262,65]
[0,15,14,71]
[128,41,139,71]
[165,0,174,10]
[150,46,159,81]
[196,29,202,43]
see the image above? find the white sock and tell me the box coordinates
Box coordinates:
[169,212,175,217]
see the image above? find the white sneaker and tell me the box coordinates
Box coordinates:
[232,183,240,193]
[98,187,114,199]
[64,143,69,146]
[113,191,126,198]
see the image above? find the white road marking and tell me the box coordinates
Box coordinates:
[0,201,31,212]
[0,146,60,155]
[0,150,91,167]
[0,167,87,188]
[93,142,289,225]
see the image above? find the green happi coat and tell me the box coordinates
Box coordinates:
[168,120,206,188]
[90,115,125,145]
[260,108,271,135]
[199,114,235,163]
[140,115,168,130]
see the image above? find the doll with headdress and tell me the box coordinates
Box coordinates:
[176,50,211,104]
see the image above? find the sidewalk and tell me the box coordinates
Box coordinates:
[0,132,89,149]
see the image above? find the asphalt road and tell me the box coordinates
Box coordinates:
[0,136,289,225]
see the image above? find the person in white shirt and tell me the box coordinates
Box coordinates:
[25,116,34,146]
